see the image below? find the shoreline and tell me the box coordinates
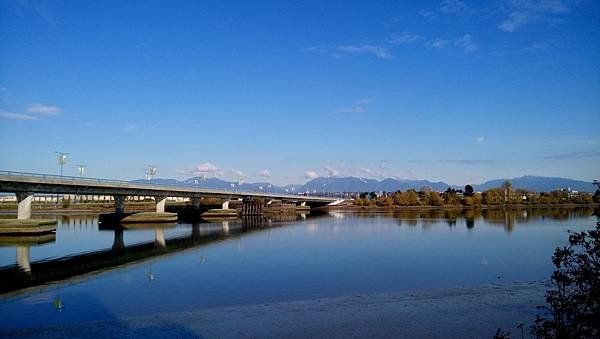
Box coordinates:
[328,203,600,212]
[0,281,550,338]
[0,202,597,215]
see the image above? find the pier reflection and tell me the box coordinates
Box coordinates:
[0,215,303,296]
[0,234,56,273]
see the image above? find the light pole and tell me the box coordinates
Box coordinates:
[55,151,69,176]
[76,164,86,177]
[145,165,157,181]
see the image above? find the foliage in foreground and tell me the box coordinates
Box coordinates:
[532,222,600,338]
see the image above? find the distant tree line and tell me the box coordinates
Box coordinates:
[353,180,600,207]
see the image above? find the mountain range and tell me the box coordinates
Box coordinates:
[134,175,597,193]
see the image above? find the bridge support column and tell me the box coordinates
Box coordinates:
[192,197,201,209]
[222,201,230,210]
[241,198,263,216]
[114,195,125,214]
[16,192,34,219]
[155,196,167,213]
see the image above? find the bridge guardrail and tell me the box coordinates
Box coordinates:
[0,170,334,199]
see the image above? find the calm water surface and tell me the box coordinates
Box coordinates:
[0,208,597,330]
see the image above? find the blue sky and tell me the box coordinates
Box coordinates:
[1,0,599,185]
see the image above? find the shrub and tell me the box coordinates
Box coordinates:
[532,222,600,338]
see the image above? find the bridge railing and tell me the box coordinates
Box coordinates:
[0,170,329,199]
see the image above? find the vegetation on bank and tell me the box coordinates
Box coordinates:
[532,222,600,338]
[353,180,600,207]
[496,222,600,338]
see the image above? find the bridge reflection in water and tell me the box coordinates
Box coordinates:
[0,213,308,296]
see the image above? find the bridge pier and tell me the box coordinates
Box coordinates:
[241,198,263,216]
[155,196,167,213]
[192,197,201,209]
[114,195,126,214]
[16,192,34,219]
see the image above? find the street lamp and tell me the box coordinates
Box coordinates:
[76,164,86,177]
[145,165,157,181]
[55,151,69,176]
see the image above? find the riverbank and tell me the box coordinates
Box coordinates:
[329,203,600,212]
[1,281,549,338]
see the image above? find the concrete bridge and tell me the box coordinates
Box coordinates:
[0,170,337,219]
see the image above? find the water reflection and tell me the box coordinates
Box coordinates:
[334,207,599,233]
[0,207,597,331]
[0,214,306,296]
[0,207,597,297]
[0,234,56,274]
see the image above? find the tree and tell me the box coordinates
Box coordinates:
[420,186,432,194]
[571,193,593,204]
[532,222,600,338]
[464,184,474,197]
[404,189,421,206]
[427,191,444,206]
[463,193,482,207]
[502,180,513,204]
[444,188,461,205]
[377,196,393,207]
[483,189,503,205]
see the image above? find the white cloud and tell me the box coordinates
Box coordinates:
[498,11,531,32]
[0,110,38,121]
[195,163,219,173]
[454,34,478,52]
[358,167,377,177]
[355,98,375,105]
[304,44,392,59]
[337,44,393,59]
[513,0,569,14]
[334,106,364,114]
[490,42,549,56]
[388,32,421,45]
[427,38,449,49]
[230,169,245,177]
[177,163,220,176]
[440,0,469,14]
[418,9,436,19]
[498,1,570,32]
[258,169,271,178]
[324,165,340,177]
[338,45,392,58]
[378,160,391,169]
[475,136,485,143]
[304,170,319,179]
[122,124,137,132]
[334,98,374,114]
[26,103,61,115]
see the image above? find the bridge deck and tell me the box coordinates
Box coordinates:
[0,170,335,203]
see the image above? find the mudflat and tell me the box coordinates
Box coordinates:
[1,281,550,338]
